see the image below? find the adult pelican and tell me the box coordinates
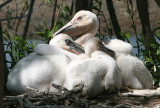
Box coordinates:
[53,10,133,57]
[54,10,153,89]
[53,10,99,47]
[6,34,84,95]
[64,37,122,97]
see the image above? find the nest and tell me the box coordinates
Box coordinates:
[3,84,160,108]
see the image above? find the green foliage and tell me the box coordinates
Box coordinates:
[53,5,71,32]
[126,0,141,57]
[142,27,160,87]
[93,0,113,40]
[120,31,130,43]
[59,6,71,22]
[45,0,54,4]
[134,26,160,87]
[54,5,71,32]
[35,5,71,41]
[3,30,36,70]
[35,22,52,40]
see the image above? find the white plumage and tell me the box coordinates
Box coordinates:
[6,34,83,95]
[7,10,153,96]
[105,39,153,89]
[116,54,153,89]
[64,37,122,97]
[103,39,133,56]
[54,10,153,90]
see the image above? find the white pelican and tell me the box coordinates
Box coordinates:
[64,37,122,97]
[104,40,153,89]
[117,54,153,89]
[49,33,84,55]
[6,34,84,95]
[54,10,99,47]
[54,10,153,89]
[103,39,133,56]
[53,10,132,57]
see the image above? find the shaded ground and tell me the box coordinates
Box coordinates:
[3,93,160,108]
[3,86,160,108]
[90,93,160,108]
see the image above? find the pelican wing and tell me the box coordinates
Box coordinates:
[34,44,59,55]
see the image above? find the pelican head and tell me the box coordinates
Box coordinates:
[54,10,99,37]
[65,37,115,58]
[84,37,115,57]
[49,33,85,54]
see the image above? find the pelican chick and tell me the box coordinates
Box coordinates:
[104,40,153,89]
[116,54,153,89]
[6,34,84,95]
[49,33,84,55]
[64,37,122,97]
[103,39,133,56]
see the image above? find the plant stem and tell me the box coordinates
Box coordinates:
[23,0,35,40]
[50,0,57,31]
[127,0,140,57]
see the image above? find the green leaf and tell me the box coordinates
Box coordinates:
[125,34,130,39]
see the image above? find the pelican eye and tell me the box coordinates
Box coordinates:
[77,16,82,20]
[65,39,72,45]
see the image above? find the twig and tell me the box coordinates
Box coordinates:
[145,93,160,99]
[53,84,84,102]
[23,0,35,40]
[24,86,48,98]
[24,96,33,107]
[24,86,39,92]
[3,84,84,107]
[0,0,12,8]
[70,0,74,16]
[15,2,27,33]
[52,83,68,92]
[28,105,72,108]
[0,2,44,21]
[4,96,25,107]
[52,0,64,34]
[113,104,131,108]
[12,0,18,27]
[3,101,19,106]
[127,0,140,56]
[50,0,57,30]
[31,101,45,106]
[121,89,160,97]
[121,93,144,97]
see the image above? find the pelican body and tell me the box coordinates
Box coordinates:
[104,39,153,89]
[6,34,84,95]
[64,37,122,97]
